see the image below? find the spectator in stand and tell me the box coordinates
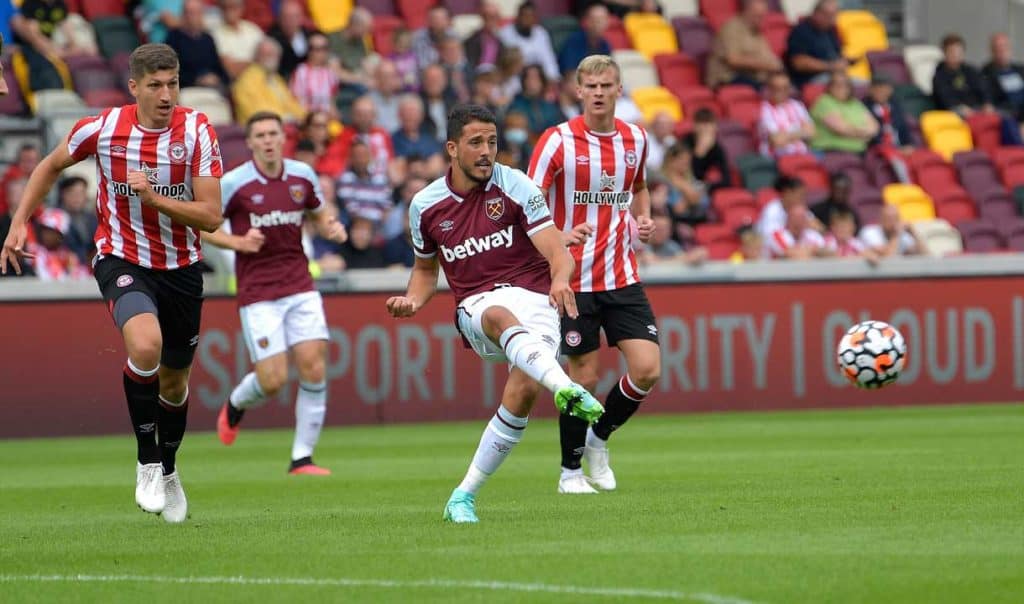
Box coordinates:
[500,1,561,82]
[494,47,525,108]
[412,5,455,71]
[381,177,427,268]
[759,71,815,158]
[757,175,819,239]
[0,178,36,277]
[768,204,830,259]
[420,64,456,142]
[646,112,677,172]
[466,0,506,71]
[211,0,264,80]
[390,27,420,93]
[10,0,97,92]
[0,144,40,216]
[933,34,993,118]
[810,173,861,231]
[332,95,400,183]
[293,137,318,168]
[32,208,90,281]
[369,60,404,134]
[824,206,876,262]
[269,0,316,80]
[392,94,445,175]
[438,33,472,104]
[859,203,926,257]
[293,110,345,175]
[730,225,766,263]
[138,0,185,45]
[983,33,1024,123]
[57,176,97,265]
[328,6,373,88]
[470,67,505,119]
[290,32,344,116]
[661,141,709,228]
[496,111,532,170]
[166,0,230,89]
[558,3,611,75]
[639,212,708,267]
[863,74,912,153]
[337,216,386,270]
[508,64,566,137]
[810,71,879,154]
[785,0,847,89]
[683,108,731,192]
[337,139,393,228]
[706,0,782,90]
[557,70,582,120]
[233,37,307,125]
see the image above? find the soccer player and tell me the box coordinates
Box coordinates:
[0,44,224,522]
[205,110,348,475]
[385,104,604,523]
[528,54,661,494]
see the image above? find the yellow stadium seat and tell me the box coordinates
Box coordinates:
[883,184,936,222]
[308,0,353,34]
[623,13,678,60]
[632,86,683,122]
[836,10,888,81]
[920,111,974,160]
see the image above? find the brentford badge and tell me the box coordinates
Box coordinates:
[565,331,582,347]
[169,142,187,164]
[485,197,504,221]
[625,150,637,167]
[289,184,305,204]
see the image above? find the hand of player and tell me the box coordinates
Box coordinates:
[562,223,594,247]
[0,222,34,275]
[386,295,419,318]
[636,215,656,243]
[323,216,348,244]
[236,228,265,254]
[549,279,578,319]
[127,170,154,203]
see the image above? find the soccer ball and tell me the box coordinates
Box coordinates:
[836,320,907,389]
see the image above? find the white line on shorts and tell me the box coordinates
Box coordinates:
[0,573,760,604]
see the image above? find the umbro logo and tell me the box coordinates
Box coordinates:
[439,219,455,231]
[138,423,156,433]
[576,154,590,165]
[525,351,541,365]
[189,335,200,347]
[647,324,658,336]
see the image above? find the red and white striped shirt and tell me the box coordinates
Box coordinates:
[824,234,866,257]
[68,105,223,270]
[768,227,826,258]
[289,63,339,114]
[758,99,812,157]
[528,116,648,293]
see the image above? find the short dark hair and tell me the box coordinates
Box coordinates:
[446,104,497,142]
[295,138,317,153]
[517,1,535,14]
[58,176,87,192]
[830,172,851,187]
[129,43,179,81]
[245,111,283,137]
[519,64,548,92]
[942,33,965,51]
[774,175,805,192]
[693,107,717,124]
[829,206,856,224]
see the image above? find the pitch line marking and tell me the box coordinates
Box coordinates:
[0,573,760,604]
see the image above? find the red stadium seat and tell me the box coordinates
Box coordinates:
[914,162,960,196]
[695,222,739,260]
[675,85,721,117]
[533,0,571,19]
[760,12,790,57]
[991,146,1024,170]
[996,217,1024,251]
[866,50,912,86]
[801,82,826,108]
[711,187,757,214]
[718,119,755,161]
[966,112,1002,155]
[722,205,758,229]
[976,188,1018,221]
[671,17,713,71]
[717,84,762,130]
[777,153,829,191]
[957,219,1003,252]
[82,88,131,108]
[605,19,633,50]
[359,0,397,16]
[371,15,404,56]
[396,0,436,30]
[932,188,978,225]
[756,187,777,209]
[443,0,480,14]
[653,53,702,97]
[80,0,126,19]
[700,0,739,31]
[850,189,885,224]
[865,151,898,188]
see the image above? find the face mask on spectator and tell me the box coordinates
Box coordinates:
[506,129,528,145]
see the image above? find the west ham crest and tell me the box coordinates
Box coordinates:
[289,184,305,204]
[485,197,504,221]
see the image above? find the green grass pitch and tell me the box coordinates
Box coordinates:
[1,404,1022,603]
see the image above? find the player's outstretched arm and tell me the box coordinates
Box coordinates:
[313,210,348,244]
[129,174,223,232]
[530,225,578,319]
[386,255,440,318]
[1,140,80,274]
[200,226,265,253]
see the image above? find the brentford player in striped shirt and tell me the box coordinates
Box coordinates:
[528,55,662,495]
[1,44,224,523]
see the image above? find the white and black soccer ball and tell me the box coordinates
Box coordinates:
[836,320,907,389]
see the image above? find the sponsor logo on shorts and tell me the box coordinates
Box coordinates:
[565,330,582,347]
[169,142,187,164]
[647,324,658,336]
[116,274,134,287]
[485,197,504,221]
[257,337,269,349]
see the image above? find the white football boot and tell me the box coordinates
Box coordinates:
[135,462,165,513]
[558,471,599,494]
[161,471,188,523]
[584,446,617,491]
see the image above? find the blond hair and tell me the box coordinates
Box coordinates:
[576,55,620,85]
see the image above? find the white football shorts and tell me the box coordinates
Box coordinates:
[456,286,560,363]
[239,290,329,363]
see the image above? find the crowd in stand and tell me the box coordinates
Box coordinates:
[2,0,1024,282]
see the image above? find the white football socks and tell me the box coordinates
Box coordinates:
[585,426,607,450]
[229,372,266,410]
[498,326,572,393]
[457,405,529,494]
[292,380,327,461]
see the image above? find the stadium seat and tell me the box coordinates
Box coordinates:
[443,0,480,14]
[993,148,1024,189]
[396,0,435,30]
[310,0,353,33]
[178,87,233,126]
[860,151,896,188]
[996,217,1024,251]
[371,15,403,55]
[957,219,1002,252]
[675,86,721,117]
[631,86,683,122]
[624,13,678,60]
[718,119,755,161]
[711,187,757,213]
[911,157,960,196]
[532,0,570,20]
[358,0,396,16]
[801,82,826,108]
[920,111,973,161]
[722,205,759,229]
[717,84,761,130]
[0,57,28,116]
[612,50,660,91]
[32,89,87,117]
[882,184,936,222]
[931,187,977,225]
[777,153,829,191]
[866,50,912,86]
[652,53,702,97]
[761,12,790,57]
[966,112,1002,155]
[543,16,581,56]
[71,64,119,97]
[756,187,778,209]
[822,152,873,192]
[699,0,739,31]
[892,84,935,119]
[92,16,140,60]
[451,14,483,41]
[736,153,778,191]
[781,0,816,22]
[82,88,131,108]
[976,188,1018,221]
[903,44,944,95]
[663,0,699,20]
[604,17,633,51]
[850,189,885,224]
[836,10,888,81]
[671,17,713,70]
[694,222,739,260]
[953,150,1002,198]
[911,219,964,256]
[80,0,127,20]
